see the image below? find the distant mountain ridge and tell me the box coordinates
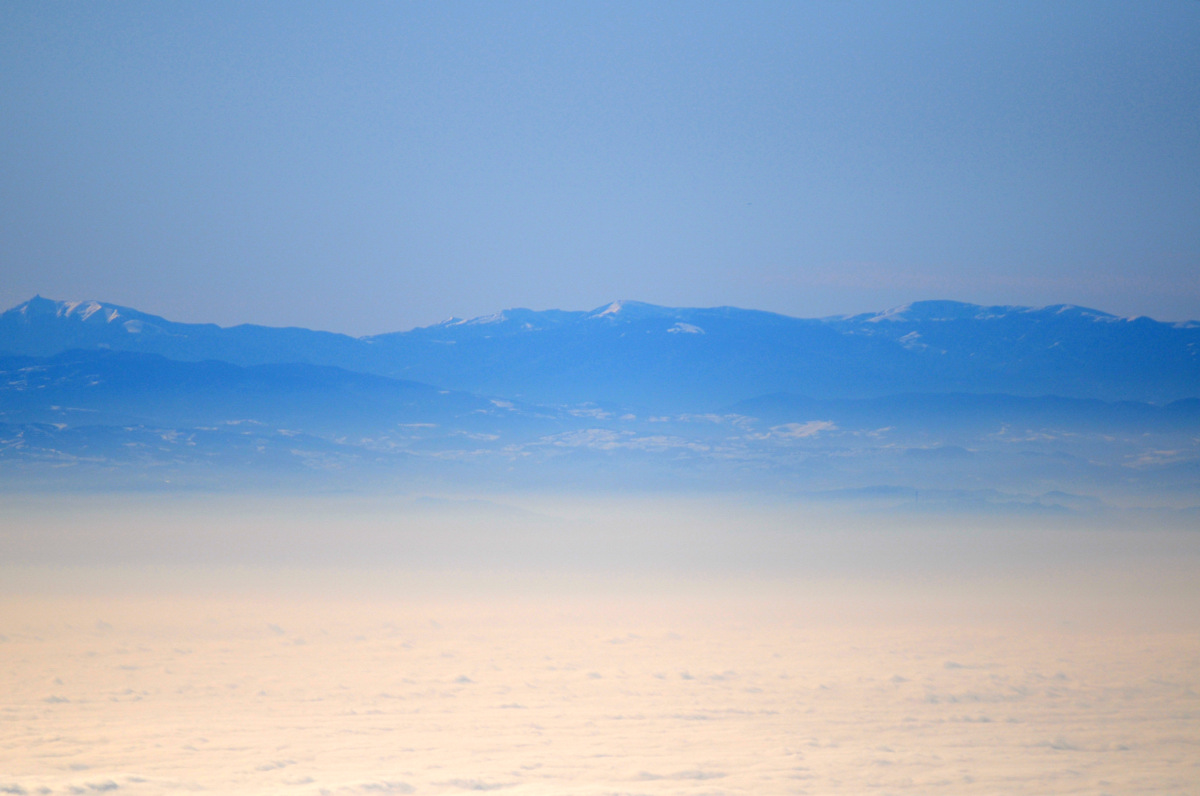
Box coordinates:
[3,300,1198,502]
[0,295,371,369]
[2,295,1197,409]
[3,346,1197,503]
[0,348,515,433]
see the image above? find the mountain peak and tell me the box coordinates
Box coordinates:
[9,296,126,324]
[12,295,62,316]
[864,300,1022,323]
[592,300,625,317]
[833,300,1124,325]
[1030,304,1120,322]
[586,300,676,320]
[1,294,1196,405]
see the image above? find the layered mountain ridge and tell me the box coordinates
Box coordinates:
[3,295,1198,408]
[2,295,1197,504]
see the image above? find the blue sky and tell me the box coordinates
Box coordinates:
[2,1,1197,334]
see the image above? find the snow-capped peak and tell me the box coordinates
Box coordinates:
[439,311,508,327]
[864,304,912,323]
[594,301,624,317]
[12,297,125,324]
[586,300,675,321]
[62,300,120,323]
[464,311,507,325]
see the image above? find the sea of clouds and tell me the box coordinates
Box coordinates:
[2,493,1198,794]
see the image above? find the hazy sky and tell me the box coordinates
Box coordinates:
[2,1,1197,334]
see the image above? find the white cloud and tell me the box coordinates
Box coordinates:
[750,421,836,440]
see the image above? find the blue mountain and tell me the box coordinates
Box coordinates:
[1,296,1197,410]
[0,349,527,433]
[1,311,1197,503]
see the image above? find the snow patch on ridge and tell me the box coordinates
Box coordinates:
[864,304,912,323]
[466,312,507,325]
[62,300,118,322]
[13,297,133,325]
[441,312,508,326]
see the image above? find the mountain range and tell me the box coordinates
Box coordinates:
[3,295,1198,408]
[1,296,1197,507]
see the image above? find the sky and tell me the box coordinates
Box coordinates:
[1,1,1198,335]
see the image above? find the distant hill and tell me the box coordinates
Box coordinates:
[0,349,525,433]
[1,338,1197,503]
[2,296,1197,409]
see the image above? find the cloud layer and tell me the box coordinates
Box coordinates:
[2,575,1199,795]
